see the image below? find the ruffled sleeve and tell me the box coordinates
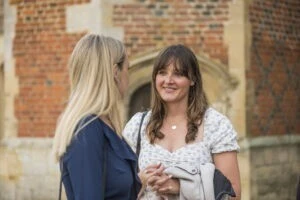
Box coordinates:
[211,117,239,153]
[205,108,240,154]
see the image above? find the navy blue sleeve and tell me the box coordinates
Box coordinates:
[65,118,105,200]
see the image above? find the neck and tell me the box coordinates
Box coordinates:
[165,101,187,117]
[164,103,188,125]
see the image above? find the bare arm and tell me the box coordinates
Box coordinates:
[213,151,241,200]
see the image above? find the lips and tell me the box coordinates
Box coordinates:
[163,87,176,93]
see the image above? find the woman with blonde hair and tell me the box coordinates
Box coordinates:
[52,33,141,200]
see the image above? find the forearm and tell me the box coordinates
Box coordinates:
[213,152,241,200]
[230,182,241,200]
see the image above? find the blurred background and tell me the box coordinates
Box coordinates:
[0,0,299,199]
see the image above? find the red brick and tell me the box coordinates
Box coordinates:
[10,0,89,137]
[247,0,300,136]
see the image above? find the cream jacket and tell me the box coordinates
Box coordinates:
[164,163,216,200]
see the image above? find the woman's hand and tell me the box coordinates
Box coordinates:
[138,163,165,199]
[138,163,164,187]
[139,163,180,196]
[150,174,180,195]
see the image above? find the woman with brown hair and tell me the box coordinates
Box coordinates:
[123,44,241,199]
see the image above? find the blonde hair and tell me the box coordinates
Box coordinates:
[52,34,126,162]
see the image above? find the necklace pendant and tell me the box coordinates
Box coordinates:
[171,125,177,130]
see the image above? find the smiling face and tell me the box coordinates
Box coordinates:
[155,60,193,105]
[151,45,206,115]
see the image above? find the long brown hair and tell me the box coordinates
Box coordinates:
[147,44,208,144]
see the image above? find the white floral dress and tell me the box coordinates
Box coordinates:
[122,107,239,200]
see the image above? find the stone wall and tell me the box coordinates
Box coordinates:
[248,136,300,200]
[0,139,61,200]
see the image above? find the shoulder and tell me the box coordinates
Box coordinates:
[204,108,239,153]
[204,107,235,140]
[62,115,106,162]
[205,107,232,126]
[130,111,151,123]
[205,107,228,121]
[123,111,151,149]
[77,115,103,136]
[129,112,146,124]
[124,111,151,132]
[71,115,105,148]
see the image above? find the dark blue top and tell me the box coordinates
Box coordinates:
[60,116,141,200]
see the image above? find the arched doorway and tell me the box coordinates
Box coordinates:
[128,83,151,119]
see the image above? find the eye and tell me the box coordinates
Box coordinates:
[158,70,166,75]
[173,71,184,76]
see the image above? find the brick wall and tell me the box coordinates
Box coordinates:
[10,0,300,138]
[113,0,232,65]
[10,0,90,137]
[11,0,234,138]
[247,0,300,136]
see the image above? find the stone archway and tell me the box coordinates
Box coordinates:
[124,51,239,121]
[128,83,151,119]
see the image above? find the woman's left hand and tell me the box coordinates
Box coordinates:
[139,163,164,186]
[151,174,180,195]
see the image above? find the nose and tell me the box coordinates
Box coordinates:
[165,73,174,84]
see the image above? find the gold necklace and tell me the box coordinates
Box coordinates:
[171,125,177,130]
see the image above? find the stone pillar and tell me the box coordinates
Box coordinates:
[3,0,18,140]
[225,0,250,199]
[0,1,19,199]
